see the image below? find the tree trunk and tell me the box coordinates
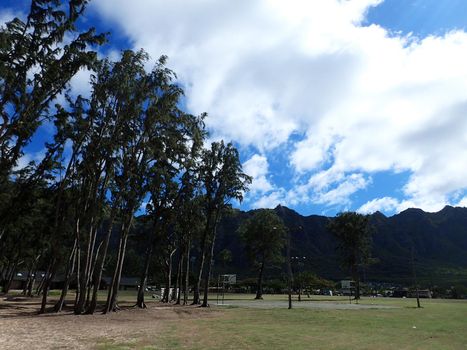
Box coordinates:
[105,213,133,314]
[75,223,97,314]
[4,260,18,294]
[255,257,265,300]
[411,247,421,308]
[183,238,191,305]
[27,268,36,297]
[176,254,183,305]
[192,256,204,305]
[351,265,360,300]
[136,244,153,308]
[54,240,77,312]
[74,242,81,306]
[35,265,48,296]
[23,253,40,297]
[201,229,217,307]
[192,214,213,305]
[162,248,176,303]
[22,265,34,296]
[87,207,117,314]
[39,259,56,314]
[201,209,222,308]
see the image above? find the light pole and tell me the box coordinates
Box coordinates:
[411,245,421,308]
[286,228,293,309]
[292,256,306,301]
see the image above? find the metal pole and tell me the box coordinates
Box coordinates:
[411,246,421,308]
[287,230,293,309]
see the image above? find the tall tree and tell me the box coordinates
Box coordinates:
[195,141,251,307]
[327,212,373,300]
[0,0,104,183]
[238,209,286,299]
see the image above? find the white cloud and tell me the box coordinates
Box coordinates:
[358,197,400,214]
[457,197,467,208]
[242,154,273,194]
[314,173,370,206]
[14,150,46,171]
[90,0,467,212]
[69,68,93,98]
[252,190,286,209]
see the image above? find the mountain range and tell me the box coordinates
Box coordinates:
[214,205,467,287]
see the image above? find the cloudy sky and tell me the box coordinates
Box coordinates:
[3,0,467,216]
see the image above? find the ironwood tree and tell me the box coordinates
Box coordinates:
[194,141,251,307]
[0,1,253,316]
[238,209,286,299]
[328,212,373,300]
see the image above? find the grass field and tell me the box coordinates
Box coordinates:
[107,294,467,350]
[1,291,466,349]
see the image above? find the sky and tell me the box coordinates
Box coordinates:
[2,0,467,217]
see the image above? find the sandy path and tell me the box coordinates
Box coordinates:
[0,297,215,349]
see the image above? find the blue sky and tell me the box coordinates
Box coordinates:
[2,0,467,216]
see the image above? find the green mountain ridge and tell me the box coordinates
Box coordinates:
[214,205,467,287]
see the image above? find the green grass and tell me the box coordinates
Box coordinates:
[94,295,467,350]
[8,289,465,349]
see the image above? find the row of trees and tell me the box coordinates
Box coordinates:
[238,210,374,302]
[0,0,377,314]
[0,0,251,314]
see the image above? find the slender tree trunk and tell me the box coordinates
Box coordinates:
[4,260,18,293]
[74,242,81,306]
[162,249,176,303]
[351,265,360,300]
[172,253,180,302]
[255,257,265,300]
[87,206,117,314]
[0,261,11,292]
[201,229,217,307]
[176,254,183,305]
[22,265,34,296]
[0,263,6,288]
[39,259,56,314]
[183,238,191,305]
[105,231,128,313]
[54,239,77,312]
[85,240,103,310]
[192,255,204,305]
[201,209,222,308]
[35,264,49,296]
[76,223,97,314]
[23,253,40,297]
[411,247,421,308]
[105,213,133,313]
[136,244,153,308]
[27,268,36,297]
[192,214,212,305]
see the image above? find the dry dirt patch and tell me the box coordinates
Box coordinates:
[0,296,219,349]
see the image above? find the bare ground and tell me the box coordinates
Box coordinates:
[0,295,218,350]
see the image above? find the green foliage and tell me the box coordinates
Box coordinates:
[294,271,335,289]
[328,212,373,272]
[201,141,252,210]
[0,0,105,180]
[238,209,287,268]
[218,249,233,267]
